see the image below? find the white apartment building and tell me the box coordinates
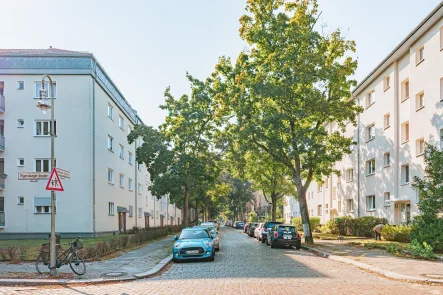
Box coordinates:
[0,48,182,238]
[306,3,443,225]
[282,196,301,224]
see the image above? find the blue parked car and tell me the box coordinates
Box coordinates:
[172,228,215,262]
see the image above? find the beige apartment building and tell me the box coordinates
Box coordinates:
[306,3,443,225]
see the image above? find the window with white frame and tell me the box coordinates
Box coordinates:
[128,151,133,165]
[34,82,56,98]
[416,91,425,110]
[401,121,409,143]
[401,79,410,101]
[17,196,24,205]
[119,144,124,159]
[366,195,375,210]
[108,168,114,184]
[35,120,56,136]
[384,113,390,129]
[383,76,390,91]
[138,207,142,218]
[108,202,114,215]
[384,192,390,206]
[384,152,390,167]
[416,138,425,156]
[119,174,124,188]
[317,205,322,216]
[366,159,375,176]
[416,46,424,64]
[338,200,342,212]
[346,168,353,182]
[108,104,113,120]
[108,135,114,151]
[17,158,24,167]
[129,205,133,217]
[347,199,353,212]
[119,115,124,129]
[138,163,142,171]
[401,164,410,184]
[129,178,133,191]
[138,183,142,194]
[440,26,443,49]
[17,119,24,128]
[17,81,24,90]
[366,90,375,107]
[367,124,375,141]
[317,183,322,193]
[34,196,56,214]
[35,159,52,172]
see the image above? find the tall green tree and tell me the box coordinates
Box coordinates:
[212,0,361,242]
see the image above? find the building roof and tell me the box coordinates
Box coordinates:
[0,48,92,57]
[352,2,443,97]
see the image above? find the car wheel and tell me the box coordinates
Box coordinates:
[173,258,180,263]
[271,241,275,248]
[216,247,220,252]
[261,236,265,243]
[266,238,270,246]
[295,242,301,250]
[209,253,215,261]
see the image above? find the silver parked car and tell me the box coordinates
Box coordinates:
[195,225,220,251]
[254,223,264,241]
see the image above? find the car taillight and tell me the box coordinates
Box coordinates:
[274,232,278,238]
[263,228,267,232]
[296,233,300,239]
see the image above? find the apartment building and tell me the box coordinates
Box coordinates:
[282,196,301,224]
[306,3,443,225]
[0,49,181,238]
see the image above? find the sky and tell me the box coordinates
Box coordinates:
[1,0,441,127]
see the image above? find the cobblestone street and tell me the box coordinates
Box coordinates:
[1,226,443,295]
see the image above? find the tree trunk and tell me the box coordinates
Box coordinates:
[184,187,189,228]
[296,185,312,243]
[195,199,198,224]
[271,193,277,222]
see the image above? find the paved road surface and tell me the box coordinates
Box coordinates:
[1,226,443,294]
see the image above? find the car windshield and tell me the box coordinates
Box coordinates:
[179,229,210,239]
[278,226,296,233]
[266,222,281,228]
[201,222,215,227]
[195,226,216,234]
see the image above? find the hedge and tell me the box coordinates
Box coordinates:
[321,216,388,237]
[291,217,321,232]
[381,224,411,243]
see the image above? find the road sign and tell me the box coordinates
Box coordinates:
[46,168,64,192]
[18,172,49,180]
[56,168,70,179]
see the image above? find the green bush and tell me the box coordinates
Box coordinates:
[407,239,435,259]
[334,216,387,237]
[381,225,411,243]
[248,212,258,222]
[410,217,443,251]
[291,217,320,232]
[320,219,338,234]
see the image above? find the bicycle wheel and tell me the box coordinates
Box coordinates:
[69,252,86,275]
[35,253,50,275]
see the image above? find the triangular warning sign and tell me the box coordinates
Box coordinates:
[46,167,64,192]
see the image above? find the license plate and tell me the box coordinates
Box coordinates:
[186,250,199,254]
[283,235,292,239]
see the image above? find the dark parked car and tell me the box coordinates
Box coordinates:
[235,221,244,229]
[246,223,258,237]
[260,221,283,243]
[266,224,301,249]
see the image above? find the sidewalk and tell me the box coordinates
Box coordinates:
[304,238,443,283]
[0,235,174,282]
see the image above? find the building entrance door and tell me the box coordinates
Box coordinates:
[145,216,150,228]
[119,212,126,233]
[400,203,411,224]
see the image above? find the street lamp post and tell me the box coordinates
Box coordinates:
[36,75,56,275]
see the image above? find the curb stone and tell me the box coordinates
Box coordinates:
[133,254,172,279]
[301,245,443,285]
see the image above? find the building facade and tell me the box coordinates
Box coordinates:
[282,196,301,224]
[0,49,181,238]
[305,3,443,225]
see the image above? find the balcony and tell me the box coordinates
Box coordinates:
[0,135,4,152]
[0,94,4,113]
[0,212,4,226]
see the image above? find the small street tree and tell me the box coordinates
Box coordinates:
[212,0,361,242]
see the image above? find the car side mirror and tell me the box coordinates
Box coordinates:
[173,236,178,241]
[211,234,215,239]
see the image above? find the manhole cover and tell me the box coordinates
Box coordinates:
[421,274,443,279]
[102,272,127,278]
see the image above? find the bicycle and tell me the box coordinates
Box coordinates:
[35,237,86,275]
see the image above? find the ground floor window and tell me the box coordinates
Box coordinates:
[34,196,56,214]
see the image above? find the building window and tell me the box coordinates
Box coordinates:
[384,192,390,207]
[119,144,124,159]
[17,196,24,205]
[17,81,24,90]
[34,196,55,214]
[332,187,336,200]
[347,199,353,212]
[119,115,124,129]
[384,152,390,167]
[317,205,322,216]
[366,90,375,107]
[138,207,142,218]
[401,164,409,184]
[17,119,24,128]
[119,174,124,188]
[416,46,424,64]
[35,120,56,136]
[108,135,114,152]
[108,202,114,216]
[346,168,353,182]
[138,163,142,171]
[367,124,375,141]
[35,159,52,172]
[383,76,390,91]
[401,121,409,143]
[440,26,443,49]
[416,92,424,111]
[401,79,410,102]
[366,195,375,211]
[366,159,375,176]
[416,138,425,156]
[338,200,342,212]
[384,113,390,129]
[325,178,328,188]
[317,183,322,193]
[34,82,56,98]
[108,104,113,120]
[17,158,25,167]
[129,178,133,191]
[129,205,133,217]
[129,152,133,165]
[108,168,114,184]
[138,183,142,194]
[337,174,341,185]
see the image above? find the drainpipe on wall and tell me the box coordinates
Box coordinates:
[394,61,399,223]
[92,62,97,237]
[135,154,138,228]
[357,97,361,218]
